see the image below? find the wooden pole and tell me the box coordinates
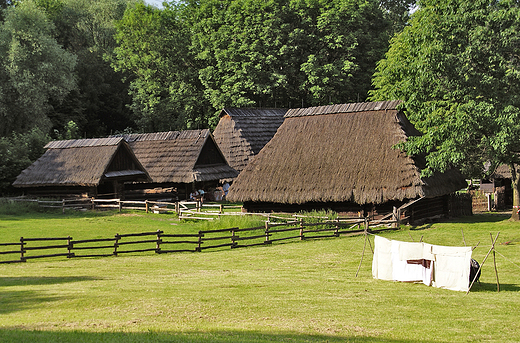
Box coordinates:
[156,230,162,253]
[114,234,120,256]
[67,236,72,258]
[356,220,369,277]
[467,232,500,294]
[491,233,500,292]
[20,237,25,261]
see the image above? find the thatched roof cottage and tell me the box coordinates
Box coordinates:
[121,130,238,199]
[227,101,468,221]
[13,137,150,198]
[213,108,287,173]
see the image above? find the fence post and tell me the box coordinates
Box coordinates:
[265,221,270,244]
[156,230,162,253]
[67,236,73,258]
[334,218,339,237]
[219,204,223,214]
[231,228,236,248]
[62,199,66,214]
[299,219,304,240]
[118,199,122,213]
[20,237,25,262]
[197,231,203,252]
[145,200,149,213]
[175,201,180,215]
[114,233,120,256]
[91,197,95,210]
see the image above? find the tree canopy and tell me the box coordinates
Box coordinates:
[370,0,520,217]
[113,0,392,130]
[0,0,77,137]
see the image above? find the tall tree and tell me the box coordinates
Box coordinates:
[379,0,416,34]
[0,0,77,137]
[191,0,390,111]
[370,0,520,219]
[112,0,391,131]
[35,0,138,138]
[112,1,209,132]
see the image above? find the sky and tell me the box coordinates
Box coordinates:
[144,0,164,8]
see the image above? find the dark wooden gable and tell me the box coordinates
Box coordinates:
[195,136,227,166]
[106,142,141,172]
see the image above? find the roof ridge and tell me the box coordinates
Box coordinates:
[284,100,402,118]
[44,137,123,149]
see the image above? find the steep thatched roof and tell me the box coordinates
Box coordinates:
[213,108,287,172]
[122,129,238,183]
[227,101,467,205]
[13,138,150,188]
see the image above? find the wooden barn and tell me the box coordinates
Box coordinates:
[213,108,287,173]
[479,164,517,210]
[13,137,150,198]
[227,101,469,223]
[121,130,238,200]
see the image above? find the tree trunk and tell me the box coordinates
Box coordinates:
[511,164,520,221]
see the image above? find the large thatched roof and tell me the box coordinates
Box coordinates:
[227,101,467,205]
[13,138,150,188]
[122,129,238,183]
[213,108,287,172]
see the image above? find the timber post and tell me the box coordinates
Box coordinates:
[114,233,120,256]
[20,237,25,261]
[156,230,162,253]
[67,236,73,258]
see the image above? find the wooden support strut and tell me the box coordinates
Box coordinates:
[467,232,500,294]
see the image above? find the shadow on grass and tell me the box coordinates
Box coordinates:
[0,276,101,287]
[469,282,520,293]
[0,276,101,314]
[0,329,438,343]
[409,213,511,231]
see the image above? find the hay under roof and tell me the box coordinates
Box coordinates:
[227,101,467,205]
[213,108,287,172]
[13,137,149,188]
[121,129,238,183]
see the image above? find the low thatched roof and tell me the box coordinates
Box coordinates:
[491,164,520,179]
[121,130,238,183]
[13,138,150,188]
[213,108,287,172]
[227,101,467,205]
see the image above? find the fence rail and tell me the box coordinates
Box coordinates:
[12,197,243,215]
[0,217,397,264]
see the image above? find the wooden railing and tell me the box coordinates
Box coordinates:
[0,217,397,264]
[13,197,243,215]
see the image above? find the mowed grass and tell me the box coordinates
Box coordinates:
[0,205,519,343]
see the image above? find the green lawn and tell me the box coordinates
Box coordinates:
[0,207,519,342]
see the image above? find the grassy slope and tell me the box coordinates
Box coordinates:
[0,209,519,343]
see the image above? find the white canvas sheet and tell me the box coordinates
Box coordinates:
[372,235,472,292]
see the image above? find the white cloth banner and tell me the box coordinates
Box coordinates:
[372,235,472,292]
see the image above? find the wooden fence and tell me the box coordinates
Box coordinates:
[13,197,239,215]
[0,217,397,264]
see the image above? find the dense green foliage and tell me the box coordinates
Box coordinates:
[0,0,77,137]
[113,0,393,129]
[0,129,49,194]
[0,0,137,195]
[370,0,520,216]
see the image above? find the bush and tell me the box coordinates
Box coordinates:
[0,129,50,196]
